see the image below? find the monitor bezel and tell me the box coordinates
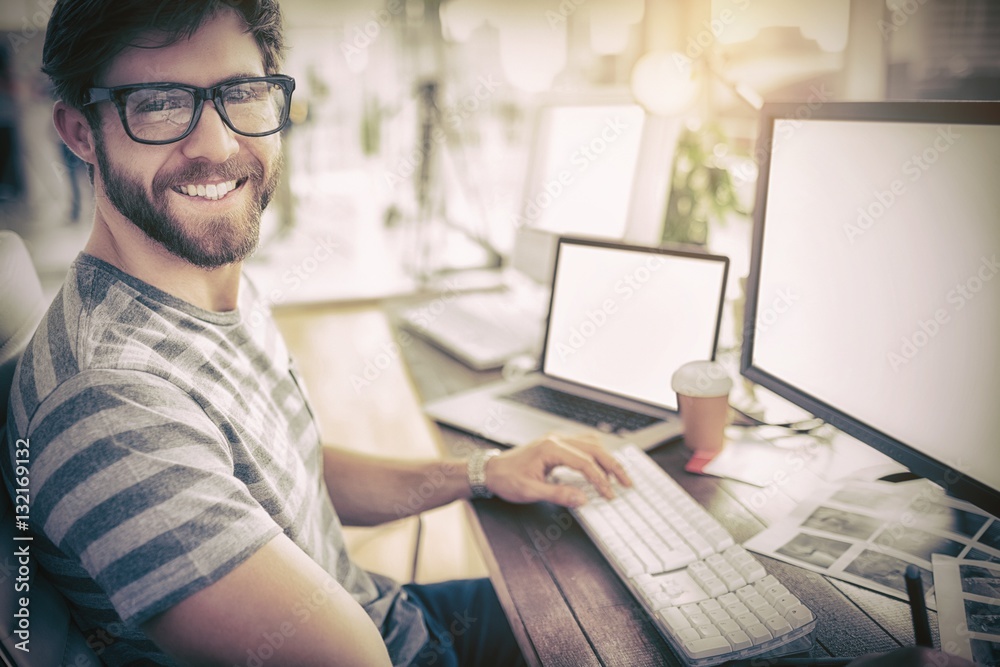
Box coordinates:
[741,100,1000,518]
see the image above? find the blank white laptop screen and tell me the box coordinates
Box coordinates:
[542,242,727,410]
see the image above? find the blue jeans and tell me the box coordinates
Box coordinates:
[403,578,527,667]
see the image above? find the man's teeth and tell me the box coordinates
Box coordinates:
[179,179,238,200]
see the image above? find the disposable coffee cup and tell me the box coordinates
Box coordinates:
[671,360,733,455]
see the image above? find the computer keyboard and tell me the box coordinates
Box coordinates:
[502,385,663,434]
[552,444,817,666]
[400,291,543,370]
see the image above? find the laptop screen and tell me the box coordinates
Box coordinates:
[541,239,728,411]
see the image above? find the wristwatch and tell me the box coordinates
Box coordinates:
[467,448,501,499]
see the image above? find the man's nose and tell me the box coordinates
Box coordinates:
[180,100,240,163]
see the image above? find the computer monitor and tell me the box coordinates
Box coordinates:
[741,101,1000,517]
[517,102,647,241]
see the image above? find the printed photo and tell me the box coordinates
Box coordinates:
[967,549,1000,564]
[873,527,965,562]
[971,639,1000,667]
[964,599,1000,635]
[844,550,931,594]
[831,486,907,510]
[776,533,853,569]
[980,521,1000,552]
[906,500,989,539]
[959,564,1000,598]
[803,506,882,541]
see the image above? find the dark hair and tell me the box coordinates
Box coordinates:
[42,0,285,112]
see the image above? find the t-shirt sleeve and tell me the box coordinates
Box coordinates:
[26,369,282,625]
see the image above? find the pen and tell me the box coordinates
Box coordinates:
[905,564,934,648]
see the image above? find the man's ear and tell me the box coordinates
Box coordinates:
[53,101,98,166]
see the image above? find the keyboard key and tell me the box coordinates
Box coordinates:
[728,602,750,617]
[682,636,732,660]
[736,586,757,603]
[717,618,741,635]
[755,605,780,623]
[760,582,790,605]
[615,555,643,578]
[660,607,692,634]
[698,599,722,613]
[678,627,702,643]
[680,603,702,619]
[745,623,773,645]
[708,608,731,624]
[785,605,815,630]
[696,623,722,638]
[765,616,793,637]
[718,593,740,610]
[726,629,753,651]
[688,613,712,628]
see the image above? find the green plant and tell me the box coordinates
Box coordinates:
[662,123,748,246]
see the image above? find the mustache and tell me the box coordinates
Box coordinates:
[154,158,265,189]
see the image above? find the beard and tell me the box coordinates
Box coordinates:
[94,132,282,269]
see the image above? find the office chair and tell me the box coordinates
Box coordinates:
[0,230,102,665]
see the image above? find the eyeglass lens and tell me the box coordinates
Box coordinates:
[124,80,287,142]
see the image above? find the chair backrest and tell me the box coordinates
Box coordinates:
[0,231,102,666]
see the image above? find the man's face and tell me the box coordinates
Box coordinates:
[92,9,282,268]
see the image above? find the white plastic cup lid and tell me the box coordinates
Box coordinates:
[671,360,732,398]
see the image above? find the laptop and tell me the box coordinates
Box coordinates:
[423,236,729,450]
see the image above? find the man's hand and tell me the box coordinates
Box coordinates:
[484,433,632,507]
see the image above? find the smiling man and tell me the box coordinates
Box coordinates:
[4,1,637,665]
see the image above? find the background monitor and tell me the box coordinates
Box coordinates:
[518,103,647,240]
[741,101,1000,517]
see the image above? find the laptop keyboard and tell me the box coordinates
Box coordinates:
[502,385,663,434]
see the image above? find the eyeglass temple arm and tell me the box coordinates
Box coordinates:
[84,88,114,106]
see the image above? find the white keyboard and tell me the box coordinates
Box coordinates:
[553,444,817,666]
[400,291,544,370]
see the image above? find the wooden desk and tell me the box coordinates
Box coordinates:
[384,299,934,667]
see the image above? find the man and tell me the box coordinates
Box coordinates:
[8,1,629,664]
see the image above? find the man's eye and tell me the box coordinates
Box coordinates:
[131,94,188,114]
[225,85,266,104]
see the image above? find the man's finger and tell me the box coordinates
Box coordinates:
[551,433,632,488]
[540,437,615,499]
[521,477,586,507]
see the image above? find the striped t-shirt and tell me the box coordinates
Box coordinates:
[3,254,428,665]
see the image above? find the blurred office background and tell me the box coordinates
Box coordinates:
[3,0,1000,298]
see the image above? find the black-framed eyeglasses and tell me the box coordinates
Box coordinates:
[84,75,296,145]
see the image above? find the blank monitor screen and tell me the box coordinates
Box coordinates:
[542,238,728,411]
[742,102,1000,515]
[519,104,646,240]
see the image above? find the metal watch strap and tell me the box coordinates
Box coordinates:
[467,448,501,499]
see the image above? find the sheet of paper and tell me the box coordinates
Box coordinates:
[701,430,809,487]
[744,479,1000,608]
[933,554,1000,665]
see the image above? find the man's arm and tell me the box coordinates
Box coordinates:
[142,533,392,666]
[324,434,632,527]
